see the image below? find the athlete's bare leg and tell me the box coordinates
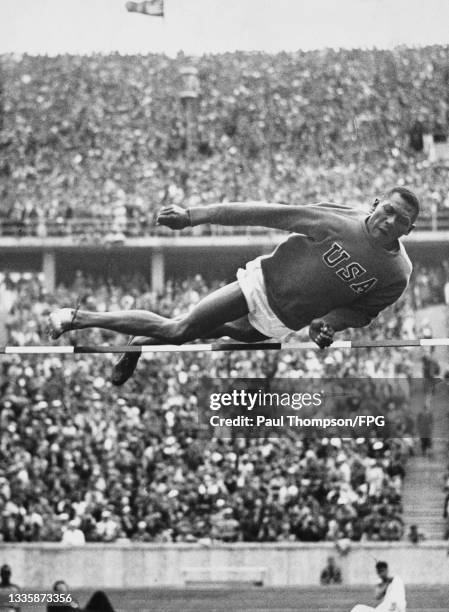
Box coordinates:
[48,282,268,384]
[111,315,268,385]
[49,282,248,340]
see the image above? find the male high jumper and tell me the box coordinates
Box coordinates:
[48,187,419,385]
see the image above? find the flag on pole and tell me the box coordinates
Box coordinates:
[125,1,164,17]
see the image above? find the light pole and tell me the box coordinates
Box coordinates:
[179,66,200,160]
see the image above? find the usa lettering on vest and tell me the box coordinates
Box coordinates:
[323,242,378,294]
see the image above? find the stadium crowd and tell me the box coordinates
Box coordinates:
[1,46,449,238]
[0,270,442,544]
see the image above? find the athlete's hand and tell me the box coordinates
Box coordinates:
[309,319,335,349]
[156,205,190,230]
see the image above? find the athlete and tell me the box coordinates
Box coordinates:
[48,186,419,385]
[0,564,20,612]
[350,560,406,612]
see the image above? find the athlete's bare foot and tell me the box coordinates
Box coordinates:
[48,308,76,340]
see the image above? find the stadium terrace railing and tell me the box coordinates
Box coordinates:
[1,210,449,238]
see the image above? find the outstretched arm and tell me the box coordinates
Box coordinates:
[157,202,330,234]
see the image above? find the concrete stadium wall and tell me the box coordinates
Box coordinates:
[1,543,448,588]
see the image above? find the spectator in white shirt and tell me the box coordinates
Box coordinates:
[61,520,85,546]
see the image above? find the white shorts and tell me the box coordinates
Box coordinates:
[236,256,296,342]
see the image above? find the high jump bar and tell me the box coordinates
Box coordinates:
[1,338,449,354]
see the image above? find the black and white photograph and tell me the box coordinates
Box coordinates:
[0,0,449,610]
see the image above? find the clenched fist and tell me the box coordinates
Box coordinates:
[309,319,335,349]
[156,205,191,230]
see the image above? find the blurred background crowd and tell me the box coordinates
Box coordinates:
[0,270,445,544]
[0,45,449,238]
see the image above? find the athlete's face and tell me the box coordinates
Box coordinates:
[376,565,389,581]
[366,192,416,249]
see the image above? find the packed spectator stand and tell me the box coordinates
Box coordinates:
[1,46,449,239]
[0,269,444,544]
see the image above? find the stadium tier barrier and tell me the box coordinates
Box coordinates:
[2,543,449,588]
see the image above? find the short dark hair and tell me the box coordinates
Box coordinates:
[375,561,388,572]
[53,580,68,591]
[387,186,420,220]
